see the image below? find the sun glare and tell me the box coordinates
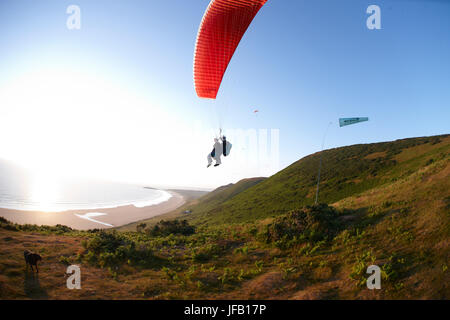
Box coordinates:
[29,173,60,212]
[0,66,264,188]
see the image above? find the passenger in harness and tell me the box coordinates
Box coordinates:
[207,133,232,168]
[207,138,223,168]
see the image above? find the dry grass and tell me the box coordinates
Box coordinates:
[394,136,450,163]
[365,151,387,160]
[0,136,448,300]
[0,231,139,299]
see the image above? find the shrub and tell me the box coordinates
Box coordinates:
[264,204,341,245]
[1,223,19,231]
[82,231,158,268]
[18,224,73,234]
[84,231,125,254]
[136,223,147,233]
[0,217,10,224]
[146,219,195,237]
[0,219,74,234]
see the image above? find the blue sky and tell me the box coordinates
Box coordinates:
[0,0,449,188]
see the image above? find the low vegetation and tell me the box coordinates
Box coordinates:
[0,134,448,299]
[263,204,342,246]
[145,220,195,237]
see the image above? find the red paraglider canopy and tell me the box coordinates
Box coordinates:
[194,0,268,99]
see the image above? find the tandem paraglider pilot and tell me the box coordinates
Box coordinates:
[207,138,222,168]
[207,135,232,168]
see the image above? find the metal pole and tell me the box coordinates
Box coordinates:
[315,122,333,205]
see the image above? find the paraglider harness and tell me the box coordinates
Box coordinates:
[211,130,232,158]
[222,136,232,157]
[222,139,227,157]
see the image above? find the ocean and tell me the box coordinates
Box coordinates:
[0,159,171,212]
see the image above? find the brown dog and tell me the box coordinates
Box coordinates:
[24,250,42,273]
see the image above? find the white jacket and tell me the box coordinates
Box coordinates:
[213,141,223,158]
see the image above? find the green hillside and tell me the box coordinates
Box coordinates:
[117,178,265,232]
[185,134,449,225]
[184,177,266,214]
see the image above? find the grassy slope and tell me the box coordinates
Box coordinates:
[184,135,449,225]
[183,177,266,214]
[0,135,448,300]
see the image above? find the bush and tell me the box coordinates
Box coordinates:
[82,231,158,268]
[136,223,147,233]
[84,231,125,254]
[0,217,10,224]
[1,223,19,231]
[0,218,73,234]
[146,219,195,237]
[264,204,341,245]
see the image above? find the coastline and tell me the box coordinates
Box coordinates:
[0,190,185,230]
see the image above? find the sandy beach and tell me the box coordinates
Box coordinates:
[0,190,185,230]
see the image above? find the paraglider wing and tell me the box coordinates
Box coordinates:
[194,0,268,99]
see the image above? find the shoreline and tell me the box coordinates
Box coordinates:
[0,190,185,231]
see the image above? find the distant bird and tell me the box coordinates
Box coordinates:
[24,250,42,273]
